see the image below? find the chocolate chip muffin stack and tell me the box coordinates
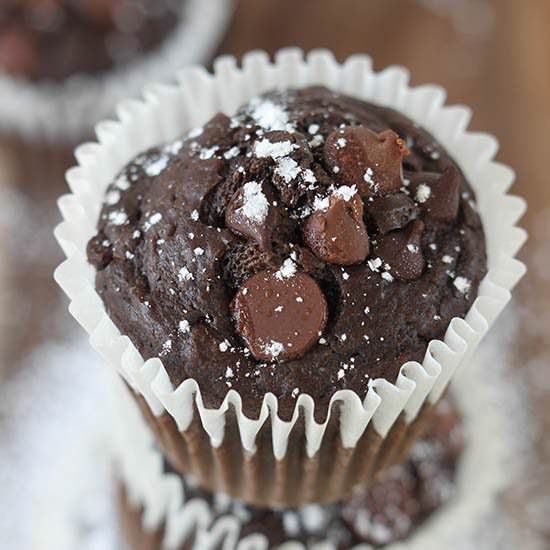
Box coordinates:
[55,50,526,548]
[90,86,483,544]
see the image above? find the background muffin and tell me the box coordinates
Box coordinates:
[0,0,181,80]
[119,397,464,550]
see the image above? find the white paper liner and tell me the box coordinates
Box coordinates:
[54,48,527,460]
[0,0,234,144]
[112,348,519,550]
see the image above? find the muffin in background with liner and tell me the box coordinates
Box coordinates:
[55,50,526,508]
[0,0,180,81]
[0,0,233,144]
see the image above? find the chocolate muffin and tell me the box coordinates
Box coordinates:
[120,396,464,549]
[88,86,487,421]
[0,0,182,80]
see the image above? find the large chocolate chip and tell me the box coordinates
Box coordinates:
[373,220,425,281]
[87,234,112,270]
[410,167,461,223]
[225,181,277,250]
[206,169,246,226]
[424,166,461,223]
[323,126,409,198]
[303,191,370,266]
[231,269,328,362]
[368,193,418,235]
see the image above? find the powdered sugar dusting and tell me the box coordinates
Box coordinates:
[254,138,298,159]
[263,340,284,359]
[453,276,471,295]
[416,184,432,203]
[224,146,240,159]
[105,190,120,206]
[333,185,357,201]
[364,168,376,187]
[275,258,297,280]
[237,181,269,224]
[159,339,172,356]
[178,266,194,282]
[143,212,162,231]
[336,137,347,149]
[199,146,219,160]
[107,210,127,226]
[178,320,190,333]
[275,157,301,183]
[143,155,169,177]
[115,173,130,190]
[164,139,183,156]
[368,257,383,272]
[313,195,330,211]
[248,98,295,132]
[0,336,117,550]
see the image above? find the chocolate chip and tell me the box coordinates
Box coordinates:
[410,167,461,223]
[231,269,328,361]
[225,181,278,250]
[206,171,247,226]
[425,166,461,223]
[303,192,370,266]
[323,126,409,198]
[373,220,425,281]
[368,193,418,235]
[87,234,112,270]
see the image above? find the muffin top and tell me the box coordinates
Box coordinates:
[164,396,463,547]
[0,0,180,80]
[88,87,486,420]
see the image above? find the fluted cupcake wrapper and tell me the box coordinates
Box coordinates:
[0,0,233,145]
[54,48,526,507]
[112,356,519,550]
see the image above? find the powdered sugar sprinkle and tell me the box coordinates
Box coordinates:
[237,181,269,224]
